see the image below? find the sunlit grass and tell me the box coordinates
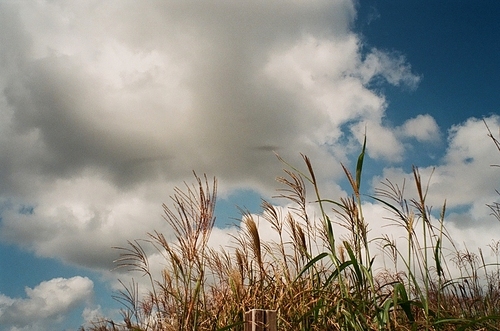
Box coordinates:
[84,127,500,331]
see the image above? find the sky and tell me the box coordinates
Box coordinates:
[0,1,499,330]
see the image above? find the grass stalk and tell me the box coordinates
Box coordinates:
[84,131,500,331]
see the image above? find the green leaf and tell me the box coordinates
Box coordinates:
[296,252,329,280]
[394,282,415,322]
[434,238,443,277]
[343,241,363,284]
[355,134,367,192]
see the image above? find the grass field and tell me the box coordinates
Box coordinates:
[84,126,500,331]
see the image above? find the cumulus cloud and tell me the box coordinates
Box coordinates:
[351,119,404,161]
[358,49,421,89]
[400,114,440,142]
[349,113,440,162]
[3,2,500,330]
[0,276,93,330]
[373,115,500,225]
[0,0,424,271]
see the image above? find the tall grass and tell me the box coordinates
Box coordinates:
[84,130,500,331]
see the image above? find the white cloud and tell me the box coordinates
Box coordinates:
[0,174,171,270]
[0,0,422,272]
[373,115,500,222]
[1,0,497,328]
[349,113,441,163]
[358,49,421,89]
[351,119,405,162]
[400,114,440,142]
[0,276,93,330]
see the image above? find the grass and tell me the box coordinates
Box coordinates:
[84,127,500,331]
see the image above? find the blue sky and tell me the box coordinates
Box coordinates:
[0,1,499,330]
[357,1,500,125]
